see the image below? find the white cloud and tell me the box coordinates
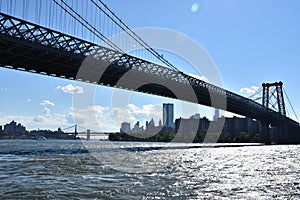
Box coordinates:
[112,106,136,126]
[65,105,116,131]
[0,103,163,132]
[57,84,84,94]
[65,112,75,124]
[26,99,31,102]
[127,104,161,117]
[0,115,67,130]
[40,100,55,107]
[65,110,87,125]
[0,115,32,125]
[111,104,162,129]
[63,104,162,132]
[188,73,209,83]
[240,86,259,95]
[1,88,8,91]
[0,112,71,131]
[43,107,51,118]
[33,116,45,123]
[31,115,69,128]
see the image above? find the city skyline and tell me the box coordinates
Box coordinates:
[0,102,251,134]
[1,1,299,199]
[0,0,299,132]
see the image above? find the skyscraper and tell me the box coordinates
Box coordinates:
[213,108,220,121]
[163,103,174,129]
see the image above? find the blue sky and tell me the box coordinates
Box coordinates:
[0,0,299,131]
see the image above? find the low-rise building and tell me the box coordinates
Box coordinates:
[120,122,131,133]
[175,116,210,134]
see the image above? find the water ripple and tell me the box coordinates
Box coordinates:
[0,141,299,199]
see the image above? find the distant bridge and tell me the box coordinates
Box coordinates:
[0,2,299,144]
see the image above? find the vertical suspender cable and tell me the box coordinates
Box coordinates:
[38,0,42,25]
[85,0,88,39]
[93,0,179,71]
[13,0,16,16]
[34,0,37,23]
[73,1,80,36]
[25,0,29,20]
[7,0,10,14]
[53,0,124,52]
[59,0,62,30]
[48,0,51,27]
[63,1,66,33]
[45,0,48,28]
[92,5,95,42]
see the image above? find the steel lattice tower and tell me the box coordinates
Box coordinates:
[262,81,286,116]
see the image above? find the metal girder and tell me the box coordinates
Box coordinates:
[0,12,298,128]
[262,82,286,116]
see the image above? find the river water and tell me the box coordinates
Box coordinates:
[0,140,299,199]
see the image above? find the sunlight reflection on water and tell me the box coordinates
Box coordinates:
[0,140,299,199]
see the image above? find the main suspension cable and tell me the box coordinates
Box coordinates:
[248,87,262,100]
[53,0,124,53]
[283,87,299,122]
[94,0,180,71]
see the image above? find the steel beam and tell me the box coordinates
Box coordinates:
[0,12,299,138]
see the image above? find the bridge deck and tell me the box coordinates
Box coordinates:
[1,12,299,138]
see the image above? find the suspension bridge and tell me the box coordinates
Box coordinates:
[63,124,108,140]
[0,0,299,144]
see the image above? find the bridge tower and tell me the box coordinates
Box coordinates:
[262,81,287,143]
[262,81,286,116]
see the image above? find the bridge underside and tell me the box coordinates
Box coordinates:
[0,31,293,122]
[0,35,83,78]
[0,13,299,143]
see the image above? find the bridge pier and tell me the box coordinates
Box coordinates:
[262,119,300,144]
[277,123,289,144]
[261,122,272,144]
[288,124,300,144]
[276,121,300,144]
[262,120,293,144]
[261,121,284,144]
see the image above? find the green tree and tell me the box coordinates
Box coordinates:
[250,133,261,143]
[238,132,250,143]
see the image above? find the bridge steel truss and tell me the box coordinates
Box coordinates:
[0,13,299,143]
[262,82,286,116]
